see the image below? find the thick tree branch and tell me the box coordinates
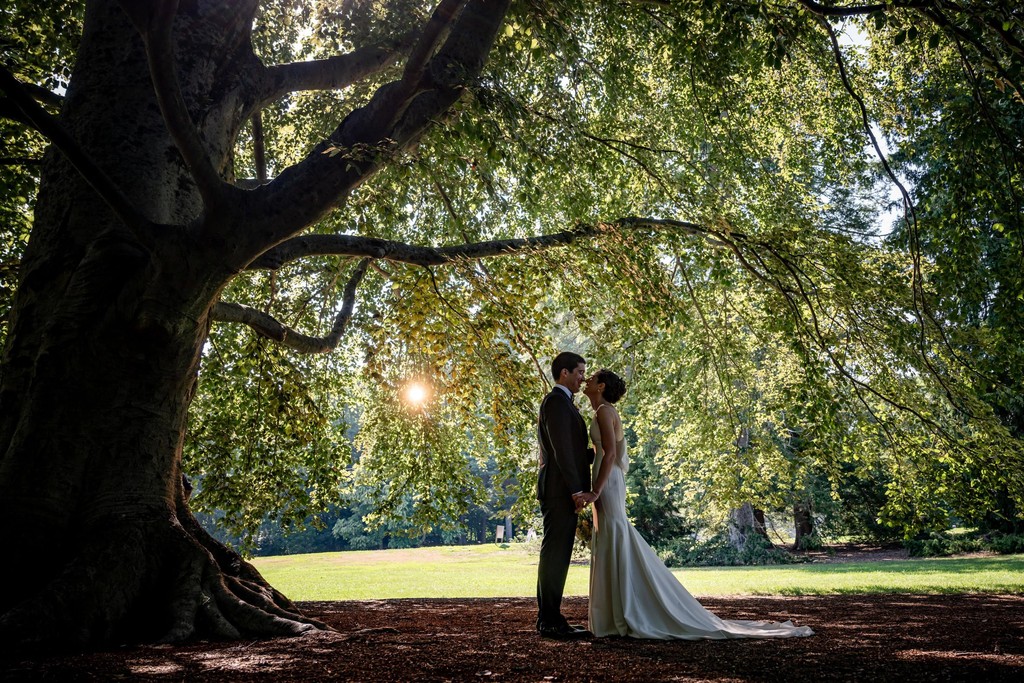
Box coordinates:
[251,111,268,183]
[234,214,948,438]
[0,97,32,126]
[121,0,227,211]
[258,35,416,107]
[247,229,587,269]
[393,0,468,111]
[1,80,63,125]
[794,0,930,17]
[19,80,64,109]
[248,218,721,271]
[321,0,468,149]
[0,156,42,166]
[212,259,369,353]
[0,65,150,234]
[228,0,511,271]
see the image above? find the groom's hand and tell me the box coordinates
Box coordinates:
[572,491,598,511]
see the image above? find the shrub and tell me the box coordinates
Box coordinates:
[989,533,1024,554]
[794,532,824,551]
[905,531,1024,557]
[658,532,805,567]
[347,535,377,551]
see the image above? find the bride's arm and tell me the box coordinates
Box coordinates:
[592,407,618,501]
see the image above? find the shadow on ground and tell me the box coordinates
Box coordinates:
[3,594,1023,681]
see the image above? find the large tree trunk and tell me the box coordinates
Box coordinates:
[0,0,510,650]
[0,0,321,649]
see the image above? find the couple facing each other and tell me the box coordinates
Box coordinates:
[536,351,814,641]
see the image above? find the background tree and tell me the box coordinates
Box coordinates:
[868,12,1024,533]
[2,0,1023,650]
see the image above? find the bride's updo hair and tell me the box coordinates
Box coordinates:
[596,369,627,403]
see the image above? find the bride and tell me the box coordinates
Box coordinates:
[580,369,814,640]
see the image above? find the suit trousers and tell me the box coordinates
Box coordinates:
[536,494,578,629]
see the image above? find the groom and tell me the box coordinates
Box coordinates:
[536,351,594,639]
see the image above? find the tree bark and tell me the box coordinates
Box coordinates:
[0,0,510,650]
[727,503,768,551]
[793,499,815,550]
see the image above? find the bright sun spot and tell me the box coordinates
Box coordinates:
[405,382,429,406]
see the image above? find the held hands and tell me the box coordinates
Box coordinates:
[572,491,599,512]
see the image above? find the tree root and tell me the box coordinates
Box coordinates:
[159,507,332,643]
[0,506,332,652]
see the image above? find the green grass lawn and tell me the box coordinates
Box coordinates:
[251,544,1024,601]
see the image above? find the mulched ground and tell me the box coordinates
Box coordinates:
[3,593,1023,682]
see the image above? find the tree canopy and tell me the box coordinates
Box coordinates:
[199,0,1024,540]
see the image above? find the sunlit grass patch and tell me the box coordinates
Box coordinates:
[251,545,1024,601]
[673,555,1024,596]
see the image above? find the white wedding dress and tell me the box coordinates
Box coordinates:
[588,406,814,639]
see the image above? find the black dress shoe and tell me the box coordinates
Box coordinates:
[538,623,592,640]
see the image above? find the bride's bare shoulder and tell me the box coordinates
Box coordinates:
[596,403,622,426]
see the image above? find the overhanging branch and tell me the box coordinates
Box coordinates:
[820,16,972,413]
[247,218,722,271]
[229,213,954,441]
[212,259,370,354]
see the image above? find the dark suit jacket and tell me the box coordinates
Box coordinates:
[536,387,592,501]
